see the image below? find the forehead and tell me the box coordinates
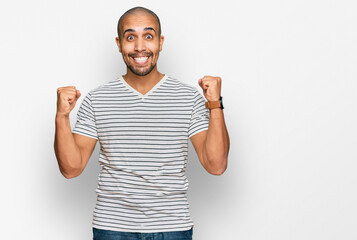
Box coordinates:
[121,13,158,32]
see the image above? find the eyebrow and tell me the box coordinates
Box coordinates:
[123,27,156,35]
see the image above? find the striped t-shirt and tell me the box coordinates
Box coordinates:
[72,74,209,233]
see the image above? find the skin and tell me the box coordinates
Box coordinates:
[54,11,229,179]
[115,12,165,95]
[194,76,229,175]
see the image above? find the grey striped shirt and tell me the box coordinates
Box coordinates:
[72,74,209,233]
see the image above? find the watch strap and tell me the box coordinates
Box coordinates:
[205,100,221,109]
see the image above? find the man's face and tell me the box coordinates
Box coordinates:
[116,13,164,76]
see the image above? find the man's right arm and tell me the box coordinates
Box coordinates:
[54,86,97,179]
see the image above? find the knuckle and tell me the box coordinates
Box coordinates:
[65,86,76,91]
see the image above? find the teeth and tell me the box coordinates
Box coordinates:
[134,57,149,63]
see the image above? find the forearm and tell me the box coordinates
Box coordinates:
[54,114,82,178]
[203,108,230,174]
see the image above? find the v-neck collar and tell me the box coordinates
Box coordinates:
[120,74,168,99]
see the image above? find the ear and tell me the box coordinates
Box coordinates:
[159,35,164,52]
[115,36,122,53]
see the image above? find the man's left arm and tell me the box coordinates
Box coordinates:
[190,76,230,175]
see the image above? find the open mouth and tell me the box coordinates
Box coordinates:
[132,56,150,65]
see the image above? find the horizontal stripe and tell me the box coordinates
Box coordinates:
[72,75,208,232]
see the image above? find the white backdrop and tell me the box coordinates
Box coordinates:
[1,0,356,239]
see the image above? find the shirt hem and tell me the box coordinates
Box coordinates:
[92,223,194,233]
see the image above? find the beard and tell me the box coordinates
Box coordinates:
[124,51,156,76]
[127,62,156,76]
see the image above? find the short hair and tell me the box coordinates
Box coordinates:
[117,6,161,40]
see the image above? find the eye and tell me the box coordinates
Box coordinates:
[127,35,134,40]
[145,34,153,40]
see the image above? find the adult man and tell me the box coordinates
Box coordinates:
[54,6,230,240]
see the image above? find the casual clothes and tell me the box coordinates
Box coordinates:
[92,226,193,240]
[72,74,209,233]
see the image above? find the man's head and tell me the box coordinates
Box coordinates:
[117,7,161,41]
[115,7,164,77]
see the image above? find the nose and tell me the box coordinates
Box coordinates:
[134,37,146,52]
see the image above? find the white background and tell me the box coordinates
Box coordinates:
[1,0,356,239]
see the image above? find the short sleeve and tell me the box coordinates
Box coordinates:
[72,92,98,140]
[188,90,209,138]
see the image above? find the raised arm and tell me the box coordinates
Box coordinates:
[190,76,229,175]
[54,86,97,179]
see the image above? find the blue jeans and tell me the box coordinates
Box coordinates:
[93,227,193,240]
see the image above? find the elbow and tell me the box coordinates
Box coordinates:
[60,166,82,179]
[208,158,227,176]
[56,155,83,179]
[62,173,79,179]
[62,171,81,179]
[210,167,227,176]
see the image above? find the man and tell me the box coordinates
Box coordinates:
[54,6,230,240]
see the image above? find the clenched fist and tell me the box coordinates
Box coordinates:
[56,86,81,117]
[198,76,222,101]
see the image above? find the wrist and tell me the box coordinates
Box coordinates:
[56,112,70,120]
[205,96,224,110]
[206,97,220,101]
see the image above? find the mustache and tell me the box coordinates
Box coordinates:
[128,52,153,58]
